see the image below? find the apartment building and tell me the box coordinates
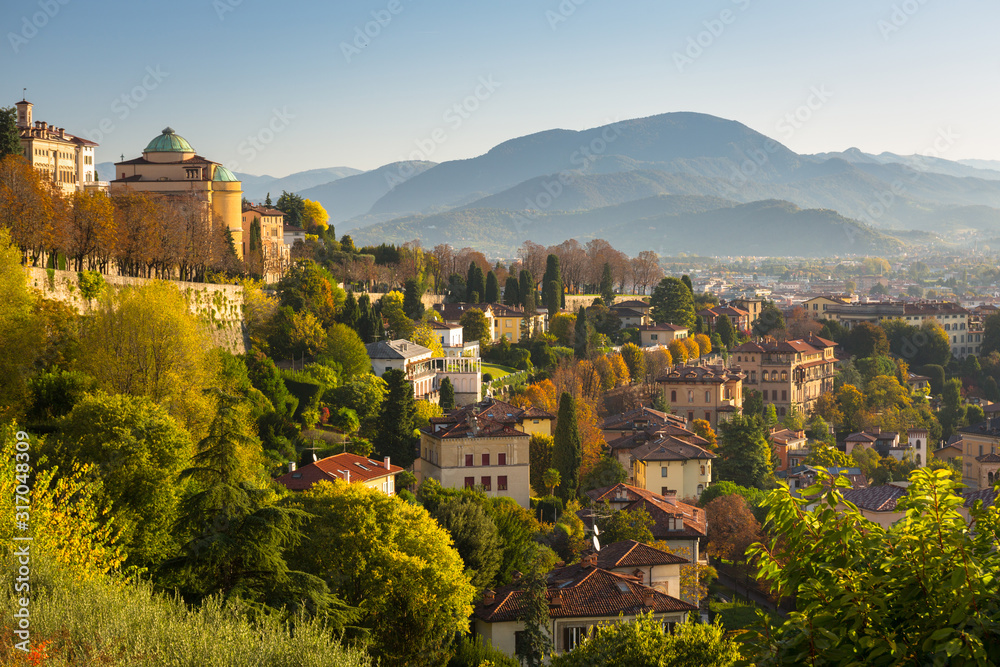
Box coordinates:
[822,301,974,357]
[655,365,744,428]
[732,332,837,418]
[16,98,104,194]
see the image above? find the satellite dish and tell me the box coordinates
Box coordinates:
[592,535,601,552]
[593,524,600,536]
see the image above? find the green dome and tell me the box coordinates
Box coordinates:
[144,127,194,153]
[213,165,238,182]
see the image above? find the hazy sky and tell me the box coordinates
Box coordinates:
[4,0,997,176]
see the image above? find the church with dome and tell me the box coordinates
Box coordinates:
[110,128,244,257]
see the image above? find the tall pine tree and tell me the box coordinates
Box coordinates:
[520,270,535,314]
[484,271,500,303]
[599,262,615,306]
[504,276,520,306]
[574,305,591,359]
[357,294,377,343]
[552,392,583,501]
[466,263,486,304]
[543,255,562,316]
[341,291,360,330]
[650,277,696,328]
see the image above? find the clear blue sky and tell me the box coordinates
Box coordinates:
[3,0,997,176]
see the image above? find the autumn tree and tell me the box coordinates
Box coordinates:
[692,419,717,449]
[620,342,647,381]
[669,339,689,365]
[301,199,330,237]
[410,321,444,357]
[459,307,491,344]
[705,494,761,563]
[0,155,55,265]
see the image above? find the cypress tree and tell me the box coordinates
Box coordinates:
[551,392,582,502]
[403,278,424,319]
[439,377,455,410]
[484,271,500,303]
[545,281,561,319]
[599,262,614,306]
[466,263,486,304]
[519,270,535,313]
[504,276,520,306]
[681,274,694,294]
[542,255,562,315]
[357,294,377,343]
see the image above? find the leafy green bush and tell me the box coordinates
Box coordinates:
[448,634,518,667]
[77,270,106,300]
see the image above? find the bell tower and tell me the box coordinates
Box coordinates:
[15,97,32,129]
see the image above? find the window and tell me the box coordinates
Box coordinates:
[763,371,769,381]
[705,411,711,421]
[563,627,586,651]
[700,465,706,475]
[498,452,507,465]
[464,477,475,488]
[781,371,788,381]
[781,390,787,401]
[465,454,474,467]
[661,466,668,477]
[779,407,786,416]
[697,484,704,496]
[482,453,490,466]
[688,391,694,403]
[651,334,658,341]
[771,390,778,401]
[481,476,491,491]
[687,411,694,421]
[498,475,508,490]
[705,391,710,403]
[671,390,677,403]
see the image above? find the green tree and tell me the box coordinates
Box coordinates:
[467,262,486,303]
[551,613,740,667]
[752,302,786,338]
[519,270,536,314]
[696,481,767,523]
[650,277,695,328]
[403,278,425,319]
[374,369,418,467]
[599,262,615,306]
[459,307,491,344]
[439,376,455,409]
[504,275,520,306]
[574,305,592,359]
[321,322,371,378]
[275,190,305,226]
[804,441,853,468]
[356,294,378,343]
[716,414,774,490]
[516,563,553,667]
[716,314,736,349]
[549,312,577,346]
[331,373,388,437]
[164,392,330,613]
[982,313,1000,356]
[277,259,345,327]
[0,106,19,157]
[915,320,951,367]
[380,290,414,339]
[552,392,583,501]
[580,455,627,493]
[597,504,655,544]
[543,468,562,497]
[530,433,556,496]
[287,481,475,667]
[433,497,503,590]
[939,377,966,439]
[339,291,360,330]
[49,392,191,567]
[485,270,500,303]
[746,469,1000,666]
[844,322,890,359]
[543,254,563,315]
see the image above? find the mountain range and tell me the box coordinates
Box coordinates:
[99,112,1000,256]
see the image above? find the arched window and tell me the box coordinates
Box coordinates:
[781,371,788,381]
[762,371,769,381]
[737,356,742,362]
[697,484,704,496]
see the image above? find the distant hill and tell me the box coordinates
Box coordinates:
[353,195,898,257]
[810,148,1000,181]
[299,161,437,229]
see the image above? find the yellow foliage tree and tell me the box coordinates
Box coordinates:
[410,321,444,357]
[515,379,558,413]
[0,155,54,265]
[683,337,700,361]
[301,199,330,234]
[695,333,712,358]
[77,280,217,437]
[669,339,689,365]
[609,353,631,386]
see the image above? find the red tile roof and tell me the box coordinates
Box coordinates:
[584,484,708,539]
[275,452,401,491]
[593,539,688,568]
[841,484,907,512]
[473,562,695,623]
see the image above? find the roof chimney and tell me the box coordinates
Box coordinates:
[643,592,656,607]
[287,462,296,473]
[384,455,391,470]
[483,590,496,606]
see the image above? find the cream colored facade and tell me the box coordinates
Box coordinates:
[241,205,289,282]
[733,334,837,418]
[110,128,243,257]
[658,366,743,429]
[15,99,104,194]
[417,429,531,507]
[634,457,712,501]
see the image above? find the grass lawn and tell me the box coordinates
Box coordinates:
[481,363,516,381]
[710,598,781,633]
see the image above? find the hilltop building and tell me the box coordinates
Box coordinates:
[110,127,244,257]
[15,98,104,193]
[241,204,289,281]
[732,333,837,418]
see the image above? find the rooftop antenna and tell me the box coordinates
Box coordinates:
[22,87,26,101]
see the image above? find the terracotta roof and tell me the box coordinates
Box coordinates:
[601,407,675,431]
[976,452,1000,464]
[638,323,687,332]
[473,562,695,623]
[842,484,907,512]
[962,487,998,509]
[425,399,539,439]
[845,432,878,442]
[275,452,401,491]
[613,300,651,310]
[593,539,688,568]
[960,417,1000,437]
[632,437,715,462]
[243,205,285,216]
[770,429,806,445]
[585,484,707,539]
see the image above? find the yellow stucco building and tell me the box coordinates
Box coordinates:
[110,128,243,256]
[15,98,103,194]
